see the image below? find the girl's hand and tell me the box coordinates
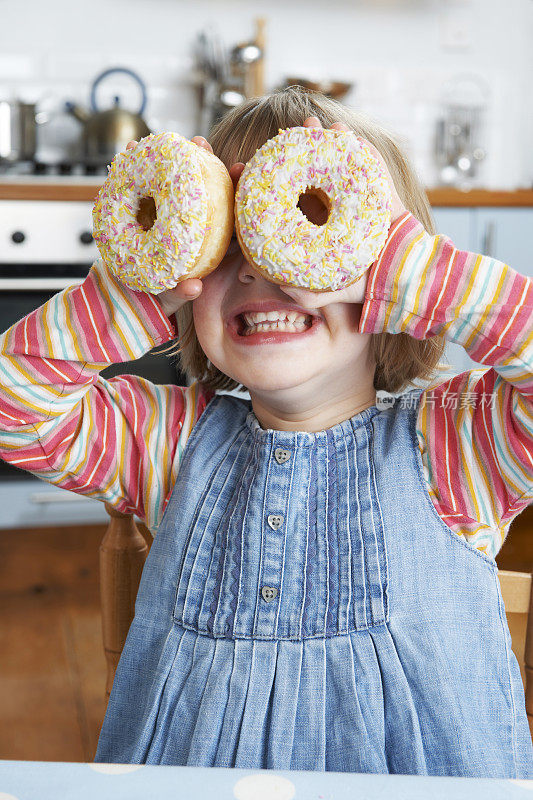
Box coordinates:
[124,137,216,317]
[277,116,406,312]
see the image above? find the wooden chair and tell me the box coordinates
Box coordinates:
[98,506,533,738]
[498,570,533,738]
[99,504,151,699]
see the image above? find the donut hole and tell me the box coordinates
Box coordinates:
[297,188,330,227]
[136,196,157,231]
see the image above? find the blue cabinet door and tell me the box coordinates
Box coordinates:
[406,205,532,383]
[431,207,474,251]
[430,207,478,378]
[475,208,533,279]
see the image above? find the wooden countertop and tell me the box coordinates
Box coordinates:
[0,180,104,202]
[426,188,533,207]
[1,180,533,206]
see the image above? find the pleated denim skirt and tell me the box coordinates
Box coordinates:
[95,390,533,778]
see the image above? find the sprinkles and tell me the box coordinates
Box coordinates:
[92,132,210,293]
[235,127,393,292]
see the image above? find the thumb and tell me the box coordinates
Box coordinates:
[155,278,203,316]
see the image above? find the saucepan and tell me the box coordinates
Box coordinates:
[0,100,48,163]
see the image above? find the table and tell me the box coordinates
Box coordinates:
[1,761,533,800]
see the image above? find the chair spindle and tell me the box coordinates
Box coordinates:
[100,503,149,700]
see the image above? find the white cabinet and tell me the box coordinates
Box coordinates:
[430,206,533,377]
[0,479,109,529]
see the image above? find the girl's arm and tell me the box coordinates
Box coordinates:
[359,211,533,560]
[0,258,214,531]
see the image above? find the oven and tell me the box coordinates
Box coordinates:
[0,194,187,527]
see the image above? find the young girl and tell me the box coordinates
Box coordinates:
[0,86,532,778]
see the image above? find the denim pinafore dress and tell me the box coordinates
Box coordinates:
[95,388,533,778]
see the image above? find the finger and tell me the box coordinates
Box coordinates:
[303,116,322,128]
[330,122,351,132]
[126,140,138,150]
[359,137,381,160]
[191,135,213,154]
[180,279,203,298]
[280,285,324,308]
[229,162,245,191]
[173,278,203,299]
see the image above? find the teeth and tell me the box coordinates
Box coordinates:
[243,311,310,326]
[243,319,309,336]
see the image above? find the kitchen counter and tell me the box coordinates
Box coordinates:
[426,188,533,206]
[1,179,533,205]
[0,177,105,202]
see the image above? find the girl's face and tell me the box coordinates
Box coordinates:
[192,237,377,430]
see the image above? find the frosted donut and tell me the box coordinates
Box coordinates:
[234,126,393,292]
[92,132,234,293]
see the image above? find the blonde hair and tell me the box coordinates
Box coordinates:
[169,86,448,394]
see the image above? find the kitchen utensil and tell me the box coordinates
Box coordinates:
[65,67,151,166]
[194,19,266,138]
[434,73,489,187]
[230,42,262,99]
[208,82,246,133]
[0,100,48,164]
[194,30,232,136]
[249,18,266,98]
[435,105,486,187]
[284,78,353,100]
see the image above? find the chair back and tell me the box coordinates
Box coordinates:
[498,569,533,737]
[99,504,150,699]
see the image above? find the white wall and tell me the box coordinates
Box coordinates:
[0,0,531,188]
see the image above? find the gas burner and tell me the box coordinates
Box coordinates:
[33,161,49,175]
[0,159,109,177]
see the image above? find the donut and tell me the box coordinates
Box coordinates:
[234,126,392,292]
[92,132,234,293]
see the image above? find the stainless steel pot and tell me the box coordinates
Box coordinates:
[0,101,41,163]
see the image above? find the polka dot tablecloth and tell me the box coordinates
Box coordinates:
[0,761,532,800]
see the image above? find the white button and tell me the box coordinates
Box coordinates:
[267,514,283,530]
[261,586,278,602]
[274,448,291,464]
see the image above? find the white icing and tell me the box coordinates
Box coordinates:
[235,127,393,291]
[92,132,208,292]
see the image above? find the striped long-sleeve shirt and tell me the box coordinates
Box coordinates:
[0,211,531,558]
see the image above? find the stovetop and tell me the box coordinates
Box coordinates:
[0,159,108,178]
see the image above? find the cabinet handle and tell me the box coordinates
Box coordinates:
[481,221,496,257]
[29,491,92,505]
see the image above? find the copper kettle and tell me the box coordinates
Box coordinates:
[66,67,151,166]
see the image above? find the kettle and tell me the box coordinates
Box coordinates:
[66,67,151,166]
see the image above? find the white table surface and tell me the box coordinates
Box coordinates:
[1,760,533,800]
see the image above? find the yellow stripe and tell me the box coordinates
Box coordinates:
[93,267,138,361]
[492,387,532,496]
[158,386,173,505]
[401,234,440,329]
[189,382,197,435]
[62,292,85,362]
[4,354,76,406]
[450,400,480,519]
[0,381,53,417]
[460,255,497,350]
[142,385,159,515]
[459,254,485,344]
[512,334,533,371]
[383,231,426,331]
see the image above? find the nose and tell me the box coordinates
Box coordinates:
[237,254,263,284]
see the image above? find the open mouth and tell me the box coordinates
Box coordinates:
[236,312,313,336]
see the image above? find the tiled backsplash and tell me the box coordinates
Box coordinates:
[1,0,532,189]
